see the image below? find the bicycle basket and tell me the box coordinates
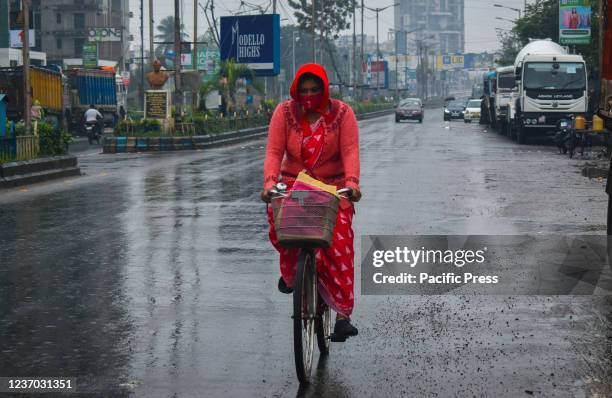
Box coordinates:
[271,190,340,248]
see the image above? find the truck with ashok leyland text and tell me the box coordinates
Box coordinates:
[509,39,588,144]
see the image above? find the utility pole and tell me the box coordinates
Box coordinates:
[360,0,364,99]
[598,0,603,79]
[319,0,324,65]
[140,0,145,104]
[149,0,154,62]
[272,0,277,100]
[174,0,182,121]
[375,8,379,94]
[395,52,398,100]
[292,30,298,77]
[312,0,316,62]
[193,0,198,69]
[22,0,31,134]
[352,2,356,96]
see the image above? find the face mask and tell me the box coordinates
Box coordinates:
[299,92,324,112]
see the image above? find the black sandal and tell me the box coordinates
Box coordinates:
[330,318,358,342]
[278,277,293,294]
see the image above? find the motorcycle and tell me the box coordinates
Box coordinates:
[85,120,102,145]
[553,118,572,155]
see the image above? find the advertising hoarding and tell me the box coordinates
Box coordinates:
[88,28,122,42]
[559,0,592,45]
[362,57,388,89]
[9,30,35,48]
[82,43,98,69]
[220,14,280,76]
[436,55,464,71]
[197,48,220,82]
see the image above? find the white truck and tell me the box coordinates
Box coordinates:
[494,66,516,133]
[508,39,588,144]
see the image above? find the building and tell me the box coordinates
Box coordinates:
[1,0,130,67]
[394,0,465,55]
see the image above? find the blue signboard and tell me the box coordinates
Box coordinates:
[220,14,280,76]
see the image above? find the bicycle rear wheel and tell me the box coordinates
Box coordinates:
[293,249,316,384]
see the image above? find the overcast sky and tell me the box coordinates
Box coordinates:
[129,0,528,54]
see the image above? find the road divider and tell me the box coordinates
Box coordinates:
[102,108,395,154]
[0,155,81,189]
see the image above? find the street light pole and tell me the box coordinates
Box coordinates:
[174,0,182,122]
[292,30,298,77]
[365,3,398,97]
[352,2,356,95]
[390,28,419,98]
[194,0,198,70]
[22,0,31,134]
[495,16,517,24]
[312,0,316,62]
[140,0,145,105]
[149,0,154,63]
[493,4,521,19]
[376,9,379,94]
[360,0,364,99]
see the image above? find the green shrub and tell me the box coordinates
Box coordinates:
[39,122,71,156]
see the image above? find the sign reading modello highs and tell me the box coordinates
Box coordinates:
[220,14,280,76]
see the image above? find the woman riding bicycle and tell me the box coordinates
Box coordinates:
[262,63,361,341]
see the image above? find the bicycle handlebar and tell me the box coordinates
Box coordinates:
[270,187,352,199]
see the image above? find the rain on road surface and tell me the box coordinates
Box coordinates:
[1,110,611,397]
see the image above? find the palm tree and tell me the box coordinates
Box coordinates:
[201,60,263,114]
[154,16,188,60]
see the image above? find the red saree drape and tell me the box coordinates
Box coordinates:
[267,117,355,316]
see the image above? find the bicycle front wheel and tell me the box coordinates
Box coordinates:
[293,249,317,384]
[315,297,332,356]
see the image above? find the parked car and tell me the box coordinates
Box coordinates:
[444,100,466,121]
[463,99,482,123]
[395,98,424,123]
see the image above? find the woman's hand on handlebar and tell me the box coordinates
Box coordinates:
[348,187,361,202]
[261,189,273,203]
[338,187,361,202]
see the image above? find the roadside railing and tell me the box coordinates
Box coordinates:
[0,135,40,163]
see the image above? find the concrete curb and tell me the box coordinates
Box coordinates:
[102,109,395,154]
[0,155,81,189]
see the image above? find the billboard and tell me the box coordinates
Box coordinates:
[436,55,464,71]
[82,43,98,68]
[464,53,496,70]
[9,30,35,48]
[559,0,592,45]
[220,14,280,76]
[362,57,388,89]
[197,48,221,82]
[88,28,122,42]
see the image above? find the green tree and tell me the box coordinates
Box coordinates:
[287,0,356,87]
[287,0,356,40]
[154,16,188,59]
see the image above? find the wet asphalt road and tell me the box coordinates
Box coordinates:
[0,109,611,397]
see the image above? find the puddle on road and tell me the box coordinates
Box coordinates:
[581,163,609,180]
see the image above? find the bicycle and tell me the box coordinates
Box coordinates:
[270,183,351,384]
